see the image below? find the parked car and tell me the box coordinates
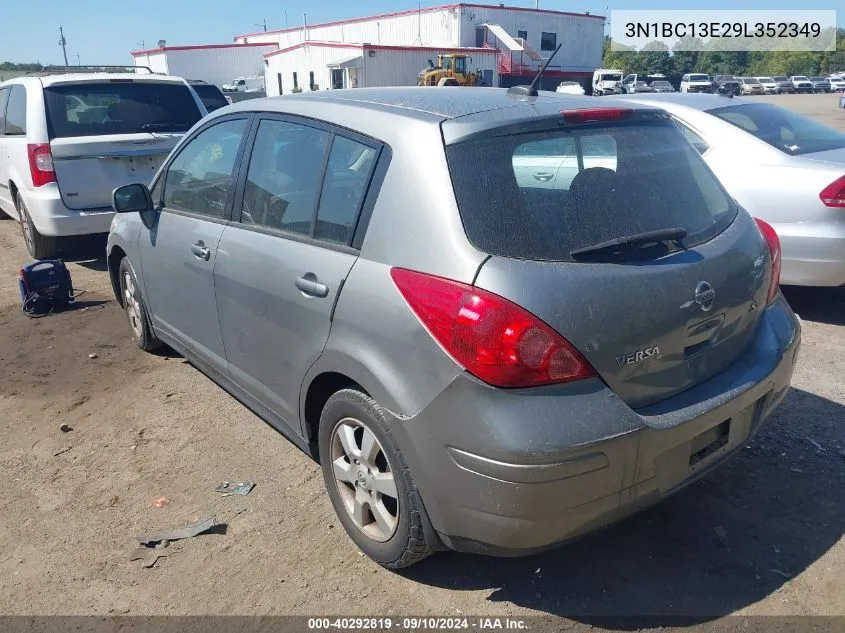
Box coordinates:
[755,77,780,94]
[810,77,830,93]
[622,74,655,93]
[555,81,585,96]
[711,75,741,96]
[739,77,764,95]
[829,76,845,92]
[645,75,676,93]
[789,76,813,93]
[680,73,712,93]
[772,76,794,94]
[108,87,799,567]
[615,92,845,287]
[187,80,229,112]
[0,71,206,258]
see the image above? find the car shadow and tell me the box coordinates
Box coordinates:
[49,234,108,269]
[781,286,845,326]
[402,387,844,624]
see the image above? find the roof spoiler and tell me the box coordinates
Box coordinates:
[506,44,562,98]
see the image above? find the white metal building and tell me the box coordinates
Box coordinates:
[236,3,604,91]
[128,4,604,93]
[264,43,499,95]
[130,43,278,88]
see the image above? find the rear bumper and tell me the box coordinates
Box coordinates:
[391,297,800,555]
[777,219,845,287]
[20,185,114,237]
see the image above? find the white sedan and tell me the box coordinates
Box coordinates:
[614,93,845,287]
[555,81,586,96]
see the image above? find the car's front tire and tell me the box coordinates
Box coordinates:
[319,388,433,569]
[17,197,56,259]
[118,257,162,352]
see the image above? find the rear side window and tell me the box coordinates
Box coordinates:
[446,121,736,261]
[708,102,845,156]
[0,87,9,134]
[43,81,202,138]
[316,136,378,244]
[5,85,27,135]
[192,84,228,112]
[675,121,710,154]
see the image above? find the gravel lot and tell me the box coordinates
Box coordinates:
[0,93,843,626]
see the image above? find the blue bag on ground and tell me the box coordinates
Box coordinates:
[18,260,74,317]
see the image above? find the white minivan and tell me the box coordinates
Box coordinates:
[0,71,206,258]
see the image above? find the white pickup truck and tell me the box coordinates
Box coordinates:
[223,76,264,92]
[592,69,623,96]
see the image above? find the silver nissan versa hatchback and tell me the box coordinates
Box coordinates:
[107,87,800,568]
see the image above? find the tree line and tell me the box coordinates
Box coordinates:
[602,28,845,80]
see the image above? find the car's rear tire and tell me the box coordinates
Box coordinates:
[17,197,57,259]
[318,388,433,569]
[118,257,163,352]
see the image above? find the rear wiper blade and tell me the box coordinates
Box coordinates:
[141,122,192,131]
[570,227,688,261]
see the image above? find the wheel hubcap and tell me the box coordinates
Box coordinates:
[330,417,399,542]
[21,212,33,251]
[122,271,144,339]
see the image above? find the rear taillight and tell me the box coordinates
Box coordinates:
[754,218,781,304]
[560,107,632,124]
[27,144,56,187]
[390,268,596,388]
[819,175,845,207]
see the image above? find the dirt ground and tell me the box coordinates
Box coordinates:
[0,93,843,626]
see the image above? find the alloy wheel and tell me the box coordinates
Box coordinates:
[330,417,399,542]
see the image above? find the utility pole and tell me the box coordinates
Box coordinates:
[76,52,81,65]
[58,26,69,67]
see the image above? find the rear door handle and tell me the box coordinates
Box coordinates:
[295,275,329,298]
[190,241,211,261]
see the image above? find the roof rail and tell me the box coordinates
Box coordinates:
[25,65,154,76]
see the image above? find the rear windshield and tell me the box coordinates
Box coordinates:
[446,121,736,261]
[191,84,228,112]
[708,102,845,155]
[44,81,203,138]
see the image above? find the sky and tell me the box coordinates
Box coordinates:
[0,0,841,65]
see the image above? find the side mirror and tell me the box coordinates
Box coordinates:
[113,183,154,213]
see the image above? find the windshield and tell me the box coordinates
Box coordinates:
[758,77,774,83]
[709,102,845,155]
[191,84,228,112]
[689,74,709,82]
[745,78,761,84]
[445,121,736,262]
[773,76,787,81]
[811,77,825,81]
[600,74,622,82]
[44,82,202,138]
[793,76,809,81]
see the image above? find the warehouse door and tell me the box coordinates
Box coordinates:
[332,69,344,90]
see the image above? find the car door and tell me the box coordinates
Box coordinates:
[214,115,381,432]
[0,86,11,214]
[138,115,251,375]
